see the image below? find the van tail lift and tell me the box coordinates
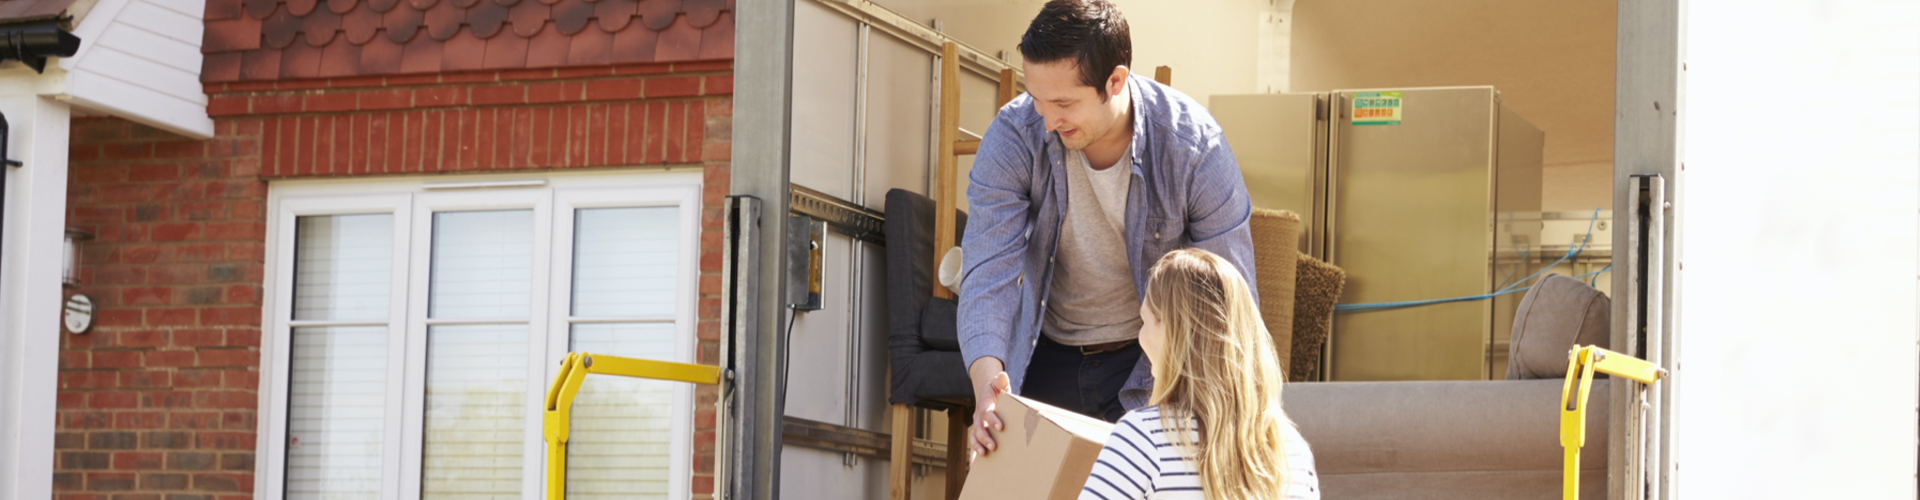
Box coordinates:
[543,352,724,500]
[1560,345,1666,500]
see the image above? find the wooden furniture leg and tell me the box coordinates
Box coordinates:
[932,42,961,300]
[945,406,971,500]
[915,46,1010,500]
[891,403,916,500]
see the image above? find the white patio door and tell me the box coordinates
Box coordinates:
[264,173,701,500]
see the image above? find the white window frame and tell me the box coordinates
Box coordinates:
[257,171,704,500]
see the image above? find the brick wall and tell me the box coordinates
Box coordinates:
[58,61,733,500]
[202,61,732,176]
[58,116,269,500]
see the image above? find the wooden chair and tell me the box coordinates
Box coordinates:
[886,42,1015,500]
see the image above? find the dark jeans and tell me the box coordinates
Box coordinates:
[1021,335,1142,423]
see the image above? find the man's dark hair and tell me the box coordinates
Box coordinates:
[1018,0,1132,102]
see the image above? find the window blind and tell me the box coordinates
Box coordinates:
[424,324,529,499]
[423,210,534,499]
[566,324,677,498]
[565,207,683,499]
[286,214,393,499]
[570,207,680,318]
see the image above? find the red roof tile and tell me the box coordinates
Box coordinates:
[208,0,245,20]
[203,0,732,82]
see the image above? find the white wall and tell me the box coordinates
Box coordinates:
[870,0,1290,109]
[1677,0,1918,497]
[1290,0,1616,212]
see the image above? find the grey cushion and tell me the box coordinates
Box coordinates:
[921,297,960,351]
[884,189,970,405]
[1506,274,1611,380]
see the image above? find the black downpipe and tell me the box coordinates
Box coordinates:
[1,114,20,294]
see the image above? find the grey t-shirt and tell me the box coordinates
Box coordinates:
[1041,149,1142,346]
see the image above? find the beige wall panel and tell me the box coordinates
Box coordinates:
[782,447,880,497]
[792,0,861,201]
[778,232,865,496]
[1211,93,1323,254]
[863,33,935,210]
[784,232,857,422]
[855,243,890,431]
[1292,0,1614,209]
[1543,161,1613,212]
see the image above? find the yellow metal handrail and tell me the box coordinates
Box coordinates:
[1560,345,1666,500]
[543,352,722,500]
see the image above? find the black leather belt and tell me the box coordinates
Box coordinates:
[1076,338,1137,355]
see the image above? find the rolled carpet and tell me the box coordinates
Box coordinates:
[1291,254,1346,382]
[1249,207,1301,370]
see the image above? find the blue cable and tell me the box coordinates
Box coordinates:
[1581,264,1612,287]
[1333,209,1602,313]
[1333,286,1535,312]
[1494,208,1600,294]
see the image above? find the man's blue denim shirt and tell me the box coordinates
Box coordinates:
[958,73,1258,410]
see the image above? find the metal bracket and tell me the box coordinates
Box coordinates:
[786,215,825,311]
[789,183,886,245]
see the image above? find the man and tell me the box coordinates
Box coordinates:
[959,0,1258,459]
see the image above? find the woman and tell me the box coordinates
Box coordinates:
[1080,248,1319,500]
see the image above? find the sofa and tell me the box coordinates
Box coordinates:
[1282,274,1614,500]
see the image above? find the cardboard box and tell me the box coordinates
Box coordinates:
[957,393,1115,500]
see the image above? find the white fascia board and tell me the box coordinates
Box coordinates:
[61,0,131,69]
[57,0,212,140]
[62,68,214,138]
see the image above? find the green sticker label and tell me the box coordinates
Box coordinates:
[1352,91,1402,126]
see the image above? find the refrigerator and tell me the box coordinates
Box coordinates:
[1213,86,1544,381]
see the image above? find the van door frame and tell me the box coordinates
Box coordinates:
[732,0,796,498]
[1612,1,1683,500]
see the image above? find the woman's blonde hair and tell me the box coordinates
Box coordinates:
[1144,248,1294,500]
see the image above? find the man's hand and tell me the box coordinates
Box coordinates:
[968,357,1010,463]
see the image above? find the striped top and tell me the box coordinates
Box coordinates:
[1081,406,1320,500]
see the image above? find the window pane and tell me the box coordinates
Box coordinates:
[423,324,527,499]
[566,323,678,499]
[571,207,680,318]
[294,214,393,321]
[286,326,387,499]
[431,211,534,320]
